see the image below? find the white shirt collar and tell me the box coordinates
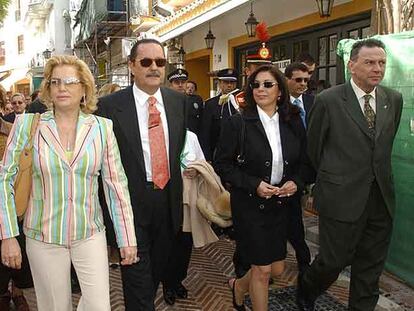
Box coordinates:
[133,83,163,106]
[257,105,278,123]
[290,94,303,105]
[350,78,376,101]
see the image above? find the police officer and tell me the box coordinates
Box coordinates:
[167,68,203,137]
[199,68,239,161]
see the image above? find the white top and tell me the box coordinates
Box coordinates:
[180,130,205,171]
[132,84,170,181]
[350,78,376,113]
[290,94,305,111]
[257,105,284,185]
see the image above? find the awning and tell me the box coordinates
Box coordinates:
[0,68,30,90]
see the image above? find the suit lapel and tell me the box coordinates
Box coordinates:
[375,86,390,140]
[114,86,146,175]
[38,111,69,165]
[244,108,267,142]
[161,87,181,171]
[342,83,373,138]
[70,112,95,166]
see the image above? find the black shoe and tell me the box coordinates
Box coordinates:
[163,286,176,306]
[229,278,246,311]
[175,284,188,299]
[296,273,315,311]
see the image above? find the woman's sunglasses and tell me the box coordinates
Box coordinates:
[137,58,167,68]
[250,81,278,89]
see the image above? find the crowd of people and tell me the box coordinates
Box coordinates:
[0,35,402,311]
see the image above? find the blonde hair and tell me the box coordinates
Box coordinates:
[39,55,97,114]
[0,85,6,109]
[98,83,120,97]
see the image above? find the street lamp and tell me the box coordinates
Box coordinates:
[245,2,259,38]
[177,46,186,65]
[42,49,52,60]
[167,39,179,64]
[316,0,334,17]
[204,23,216,49]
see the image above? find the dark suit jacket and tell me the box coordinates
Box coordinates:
[215,106,309,212]
[200,94,237,161]
[303,94,314,119]
[97,86,187,232]
[307,82,403,222]
[186,94,203,137]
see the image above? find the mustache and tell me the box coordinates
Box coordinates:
[146,71,161,78]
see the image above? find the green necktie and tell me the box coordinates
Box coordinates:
[363,94,375,130]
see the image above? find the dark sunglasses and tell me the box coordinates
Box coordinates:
[137,58,167,68]
[250,81,278,89]
[11,101,24,105]
[291,77,310,83]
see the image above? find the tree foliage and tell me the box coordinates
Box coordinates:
[372,0,414,34]
[0,0,11,24]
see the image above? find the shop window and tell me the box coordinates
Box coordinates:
[293,40,309,61]
[0,41,5,65]
[18,35,24,54]
[318,34,337,87]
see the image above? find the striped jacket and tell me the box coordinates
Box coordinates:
[0,111,137,247]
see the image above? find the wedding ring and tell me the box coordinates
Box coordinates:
[287,193,290,197]
[3,261,9,266]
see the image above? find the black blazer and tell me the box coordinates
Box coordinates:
[303,93,314,119]
[307,82,403,222]
[215,105,310,212]
[97,86,187,232]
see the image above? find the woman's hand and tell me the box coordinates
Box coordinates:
[256,181,279,199]
[183,168,198,179]
[120,246,139,266]
[277,181,298,197]
[1,237,22,269]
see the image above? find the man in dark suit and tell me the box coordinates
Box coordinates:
[285,62,313,274]
[199,68,238,161]
[97,38,188,311]
[167,68,203,137]
[297,39,403,311]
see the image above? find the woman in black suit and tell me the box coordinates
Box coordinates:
[215,64,308,310]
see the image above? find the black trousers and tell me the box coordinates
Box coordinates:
[302,182,393,311]
[162,231,193,289]
[0,221,33,294]
[121,185,174,311]
[288,197,311,271]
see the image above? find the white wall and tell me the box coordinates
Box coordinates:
[182,0,352,70]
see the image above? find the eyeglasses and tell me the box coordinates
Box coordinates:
[11,100,24,105]
[250,81,278,89]
[49,77,82,88]
[291,77,310,83]
[137,58,167,68]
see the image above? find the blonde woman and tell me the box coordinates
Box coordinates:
[0,55,137,311]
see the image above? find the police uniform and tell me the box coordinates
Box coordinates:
[199,68,239,161]
[167,68,203,137]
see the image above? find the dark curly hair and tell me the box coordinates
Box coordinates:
[244,64,299,122]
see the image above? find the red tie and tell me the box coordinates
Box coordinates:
[148,96,169,189]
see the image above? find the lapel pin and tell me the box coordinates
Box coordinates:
[384,105,388,109]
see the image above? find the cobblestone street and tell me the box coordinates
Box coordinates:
[20,212,414,310]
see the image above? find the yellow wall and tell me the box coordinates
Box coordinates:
[185,48,213,100]
[228,0,373,65]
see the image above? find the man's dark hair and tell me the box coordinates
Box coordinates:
[187,80,197,91]
[129,39,165,62]
[31,90,40,102]
[296,52,315,66]
[350,38,386,61]
[284,62,309,79]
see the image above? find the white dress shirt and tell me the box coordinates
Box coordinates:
[132,84,170,181]
[350,78,376,113]
[257,106,284,185]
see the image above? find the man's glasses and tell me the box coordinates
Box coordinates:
[49,77,82,88]
[11,101,24,105]
[137,58,167,68]
[250,81,278,89]
[291,77,310,83]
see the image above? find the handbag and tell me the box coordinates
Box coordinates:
[14,113,40,217]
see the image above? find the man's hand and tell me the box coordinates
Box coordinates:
[1,237,22,269]
[120,246,139,266]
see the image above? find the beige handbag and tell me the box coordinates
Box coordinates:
[14,113,40,217]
